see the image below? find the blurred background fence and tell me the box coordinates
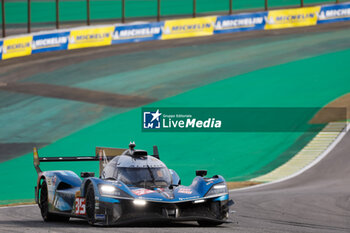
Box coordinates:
[0,0,347,37]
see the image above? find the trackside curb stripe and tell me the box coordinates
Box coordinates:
[230,122,348,192]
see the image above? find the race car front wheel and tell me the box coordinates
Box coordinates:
[85,183,96,225]
[39,180,70,222]
[197,201,228,226]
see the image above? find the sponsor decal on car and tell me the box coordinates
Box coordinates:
[178,188,193,194]
[95,214,105,220]
[132,188,156,196]
[179,196,200,201]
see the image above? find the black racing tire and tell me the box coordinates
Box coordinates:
[197,201,228,226]
[39,180,70,222]
[197,221,224,227]
[85,183,96,225]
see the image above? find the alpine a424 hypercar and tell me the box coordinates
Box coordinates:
[33,143,233,226]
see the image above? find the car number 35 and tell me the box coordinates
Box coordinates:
[75,197,86,215]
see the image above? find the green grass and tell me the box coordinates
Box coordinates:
[1,47,350,203]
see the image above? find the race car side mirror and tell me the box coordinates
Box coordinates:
[196,170,207,177]
[81,172,95,178]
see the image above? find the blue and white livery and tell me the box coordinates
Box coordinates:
[33,143,233,226]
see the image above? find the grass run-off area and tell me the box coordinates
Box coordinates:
[1,47,350,204]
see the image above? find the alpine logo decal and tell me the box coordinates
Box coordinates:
[132,188,156,196]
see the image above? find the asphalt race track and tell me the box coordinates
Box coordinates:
[1,22,350,233]
[231,131,350,233]
[0,130,349,233]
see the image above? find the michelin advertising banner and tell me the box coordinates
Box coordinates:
[2,36,33,60]
[162,16,216,40]
[2,3,350,61]
[112,22,164,44]
[0,41,3,60]
[68,26,114,50]
[214,12,267,34]
[318,3,350,24]
[265,6,320,30]
[32,31,70,54]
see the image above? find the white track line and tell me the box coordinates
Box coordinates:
[0,204,36,209]
[229,123,349,193]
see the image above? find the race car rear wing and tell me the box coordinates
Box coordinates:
[33,147,123,175]
[33,145,160,175]
[33,147,100,174]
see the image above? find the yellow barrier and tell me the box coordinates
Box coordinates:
[265,6,320,30]
[68,27,114,50]
[162,16,216,40]
[2,36,33,60]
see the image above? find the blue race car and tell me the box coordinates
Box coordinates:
[33,143,233,226]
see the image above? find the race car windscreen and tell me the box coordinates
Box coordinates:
[102,155,172,188]
[115,167,172,188]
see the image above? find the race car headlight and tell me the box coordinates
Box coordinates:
[133,199,147,206]
[98,184,131,198]
[100,185,116,195]
[206,183,228,197]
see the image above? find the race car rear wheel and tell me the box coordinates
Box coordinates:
[85,183,96,225]
[39,180,70,222]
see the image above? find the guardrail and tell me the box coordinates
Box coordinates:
[0,2,349,61]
